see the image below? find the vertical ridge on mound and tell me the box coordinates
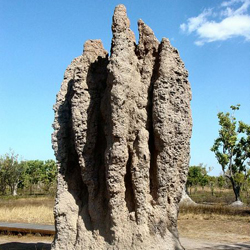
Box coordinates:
[52,4,192,250]
[52,40,109,250]
[152,37,192,240]
[101,4,141,245]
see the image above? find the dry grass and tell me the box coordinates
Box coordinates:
[180,203,250,218]
[0,197,54,225]
[0,195,249,244]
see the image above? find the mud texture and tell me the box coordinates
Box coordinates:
[52,5,192,250]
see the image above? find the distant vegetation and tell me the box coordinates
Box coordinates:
[0,150,249,204]
[187,164,250,205]
[0,150,57,196]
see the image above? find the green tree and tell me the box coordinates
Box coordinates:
[0,156,8,195]
[20,159,57,194]
[217,175,225,190]
[243,169,250,198]
[20,160,44,194]
[211,105,250,202]
[40,160,57,192]
[199,167,209,189]
[187,164,208,194]
[0,150,23,196]
[208,176,216,196]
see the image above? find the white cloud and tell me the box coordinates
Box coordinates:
[221,0,250,14]
[194,40,204,46]
[180,0,250,45]
[198,15,250,42]
[220,7,234,17]
[180,9,212,33]
[221,0,242,7]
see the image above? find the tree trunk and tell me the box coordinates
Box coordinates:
[12,183,18,196]
[230,177,241,202]
[29,184,33,195]
[233,184,241,201]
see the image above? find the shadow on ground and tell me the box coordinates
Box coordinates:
[191,242,250,250]
[0,242,51,250]
[0,242,250,250]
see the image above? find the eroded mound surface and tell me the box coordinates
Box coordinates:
[52,4,192,250]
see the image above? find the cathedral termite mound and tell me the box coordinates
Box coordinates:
[52,4,192,250]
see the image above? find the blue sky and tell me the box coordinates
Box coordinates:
[1,0,249,176]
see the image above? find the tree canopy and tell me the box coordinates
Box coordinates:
[186,164,208,194]
[211,105,250,202]
[0,151,57,196]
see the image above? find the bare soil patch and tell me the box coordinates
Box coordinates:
[178,214,250,244]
